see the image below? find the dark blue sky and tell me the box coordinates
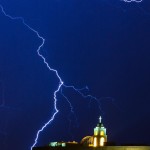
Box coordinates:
[0,0,150,150]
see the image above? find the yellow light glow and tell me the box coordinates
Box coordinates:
[100,137,105,146]
[94,128,98,135]
[94,137,97,147]
[100,131,104,135]
[94,131,98,135]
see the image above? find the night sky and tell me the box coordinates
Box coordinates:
[0,0,150,150]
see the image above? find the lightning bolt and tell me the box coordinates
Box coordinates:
[60,88,78,140]
[0,0,133,149]
[122,0,143,2]
[0,4,63,149]
[0,4,103,150]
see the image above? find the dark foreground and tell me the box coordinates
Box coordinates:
[33,146,150,150]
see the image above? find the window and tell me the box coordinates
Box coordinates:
[94,128,98,135]
[94,137,97,147]
[100,137,105,146]
[100,131,104,135]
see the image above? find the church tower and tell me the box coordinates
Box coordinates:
[93,116,107,147]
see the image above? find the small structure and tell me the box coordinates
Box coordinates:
[49,141,78,148]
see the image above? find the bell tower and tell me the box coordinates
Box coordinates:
[93,116,107,147]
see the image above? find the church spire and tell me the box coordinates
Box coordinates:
[93,115,107,147]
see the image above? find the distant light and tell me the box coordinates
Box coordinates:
[62,143,66,147]
[49,142,57,147]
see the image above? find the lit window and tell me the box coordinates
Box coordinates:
[94,129,98,135]
[94,137,97,147]
[100,131,104,135]
[100,137,105,146]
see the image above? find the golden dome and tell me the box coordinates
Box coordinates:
[81,136,93,146]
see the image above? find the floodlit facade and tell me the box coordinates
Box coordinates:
[81,116,107,147]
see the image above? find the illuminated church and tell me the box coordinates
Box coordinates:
[81,116,107,147]
[33,116,150,150]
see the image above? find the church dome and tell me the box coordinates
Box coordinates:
[81,136,93,146]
